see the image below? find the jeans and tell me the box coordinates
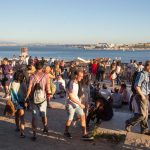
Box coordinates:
[116,73,121,85]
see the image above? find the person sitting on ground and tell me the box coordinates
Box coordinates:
[86,94,113,127]
[54,74,66,98]
[10,70,27,138]
[120,83,130,105]
[99,83,112,102]
[112,87,123,108]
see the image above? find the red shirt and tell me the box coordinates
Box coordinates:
[91,63,97,75]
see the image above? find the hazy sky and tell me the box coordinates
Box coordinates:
[0,0,150,44]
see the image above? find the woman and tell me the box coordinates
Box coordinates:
[45,66,56,100]
[54,61,61,76]
[110,62,117,88]
[120,83,130,105]
[10,70,27,138]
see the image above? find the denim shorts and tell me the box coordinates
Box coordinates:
[66,104,84,121]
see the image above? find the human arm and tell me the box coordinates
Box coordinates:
[68,92,85,109]
[45,74,51,99]
[25,77,33,101]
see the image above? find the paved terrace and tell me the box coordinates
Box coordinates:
[0,91,150,150]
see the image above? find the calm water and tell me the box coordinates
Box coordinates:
[0,45,149,63]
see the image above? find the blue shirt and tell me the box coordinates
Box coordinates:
[134,71,150,95]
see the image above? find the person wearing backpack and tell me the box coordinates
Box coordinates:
[125,61,150,135]
[25,61,51,141]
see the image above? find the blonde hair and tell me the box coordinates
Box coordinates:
[45,66,51,74]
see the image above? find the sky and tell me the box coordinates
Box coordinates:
[0,0,150,44]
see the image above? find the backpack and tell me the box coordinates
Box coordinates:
[131,71,139,94]
[131,70,146,94]
[33,74,46,104]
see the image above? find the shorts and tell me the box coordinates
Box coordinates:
[14,102,25,110]
[1,75,12,86]
[66,104,84,121]
[31,100,47,118]
[1,77,8,86]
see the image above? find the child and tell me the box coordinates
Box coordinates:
[10,70,27,138]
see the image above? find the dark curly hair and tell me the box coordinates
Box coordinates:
[13,70,25,83]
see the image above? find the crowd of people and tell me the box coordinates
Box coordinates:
[0,55,150,141]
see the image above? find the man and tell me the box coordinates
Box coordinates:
[99,83,112,101]
[25,61,51,140]
[64,69,94,140]
[125,61,150,134]
[0,58,13,98]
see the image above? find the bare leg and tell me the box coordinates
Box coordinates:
[15,111,20,130]
[80,113,87,135]
[19,109,25,132]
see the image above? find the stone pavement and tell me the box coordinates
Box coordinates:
[1,92,150,149]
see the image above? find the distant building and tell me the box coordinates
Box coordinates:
[96,43,109,48]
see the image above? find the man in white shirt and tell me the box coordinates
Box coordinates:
[64,69,94,140]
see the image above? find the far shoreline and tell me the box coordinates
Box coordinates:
[0,45,150,51]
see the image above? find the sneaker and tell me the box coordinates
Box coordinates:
[64,132,72,139]
[81,134,94,141]
[125,124,132,132]
[43,126,48,134]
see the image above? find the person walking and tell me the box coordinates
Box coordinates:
[125,61,150,134]
[10,70,27,138]
[64,69,94,140]
[25,61,51,140]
